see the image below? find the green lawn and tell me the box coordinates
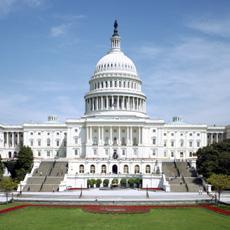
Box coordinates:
[0,206,229,230]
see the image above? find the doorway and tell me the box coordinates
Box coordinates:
[112,164,118,174]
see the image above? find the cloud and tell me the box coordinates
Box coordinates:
[50,23,71,37]
[135,35,230,125]
[0,0,45,17]
[187,18,230,38]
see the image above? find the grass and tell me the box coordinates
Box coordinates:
[0,205,229,230]
[0,202,23,210]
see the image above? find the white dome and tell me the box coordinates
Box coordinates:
[95,51,137,75]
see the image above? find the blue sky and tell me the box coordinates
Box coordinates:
[0,0,230,125]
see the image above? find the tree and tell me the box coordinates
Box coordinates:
[0,155,4,179]
[0,177,17,203]
[15,146,33,181]
[96,179,102,188]
[128,178,135,188]
[196,140,230,178]
[120,178,127,187]
[103,179,109,187]
[207,174,230,203]
[134,177,142,188]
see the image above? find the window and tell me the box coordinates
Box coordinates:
[38,151,41,157]
[56,140,60,147]
[37,139,41,146]
[101,165,106,173]
[93,137,98,145]
[197,141,200,147]
[75,149,78,156]
[152,138,156,145]
[75,137,78,144]
[30,139,33,147]
[146,165,151,173]
[124,165,129,173]
[171,152,174,157]
[133,148,138,155]
[47,151,50,157]
[79,165,84,173]
[122,149,126,156]
[30,132,33,135]
[164,141,167,147]
[164,151,167,157]
[57,132,59,135]
[104,137,109,145]
[197,133,200,136]
[134,165,140,174]
[189,152,193,157]
[38,132,41,135]
[171,141,174,147]
[189,133,192,136]
[152,129,156,133]
[180,152,184,158]
[90,165,95,174]
[180,140,184,147]
[133,137,137,146]
[113,137,117,145]
[164,133,167,136]
[47,138,50,147]
[171,133,174,136]
[152,149,156,156]
[189,141,193,147]
[105,149,109,155]
[93,149,97,155]
[121,137,126,146]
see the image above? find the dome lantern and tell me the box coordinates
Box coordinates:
[111,20,121,52]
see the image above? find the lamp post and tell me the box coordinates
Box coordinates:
[146,184,149,198]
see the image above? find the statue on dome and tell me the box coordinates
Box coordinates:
[113,20,119,36]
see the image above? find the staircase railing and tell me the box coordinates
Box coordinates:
[182,175,189,192]
[174,160,180,177]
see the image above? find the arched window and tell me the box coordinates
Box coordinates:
[124,165,129,173]
[90,165,95,174]
[146,165,151,174]
[134,165,140,174]
[101,165,106,173]
[79,164,84,173]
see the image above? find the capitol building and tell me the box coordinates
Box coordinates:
[0,21,227,191]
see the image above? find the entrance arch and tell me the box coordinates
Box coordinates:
[112,164,118,174]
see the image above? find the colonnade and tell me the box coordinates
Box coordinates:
[86,126,143,146]
[85,95,146,113]
[4,132,23,147]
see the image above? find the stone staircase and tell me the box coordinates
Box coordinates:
[23,161,68,192]
[163,161,204,192]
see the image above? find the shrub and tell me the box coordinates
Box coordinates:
[103,179,109,187]
[120,178,127,187]
[96,179,102,188]
[134,177,142,188]
[128,178,135,188]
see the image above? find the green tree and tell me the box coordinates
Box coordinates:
[120,178,127,187]
[103,179,109,187]
[15,146,33,181]
[0,177,17,203]
[196,140,230,178]
[96,179,102,188]
[0,155,4,179]
[134,177,142,188]
[128,178,135,188]
[207,174,230,203]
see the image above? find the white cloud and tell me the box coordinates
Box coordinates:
[50,23,71,37]
[136,36,230,125]
[0,0,44,16]
[187,18,230,38]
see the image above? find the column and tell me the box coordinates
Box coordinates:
[106,96,109,110]
[109,127,112,145]
[126,127,129,145]
[138,127,141,146]
[118,126,121,145]
[11,132,14,147]
[127,97,130,110]
[98,126,101,144]
[111,96,114,110]
[130,127,133,146]
[101,97,104,110]
[121,96,124,110]
[101,126,104,145]
[89,126,92,144]
[132,97,134,110]
[6,132,8,147]
[17,132,20,146]
[96,97,99,110]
